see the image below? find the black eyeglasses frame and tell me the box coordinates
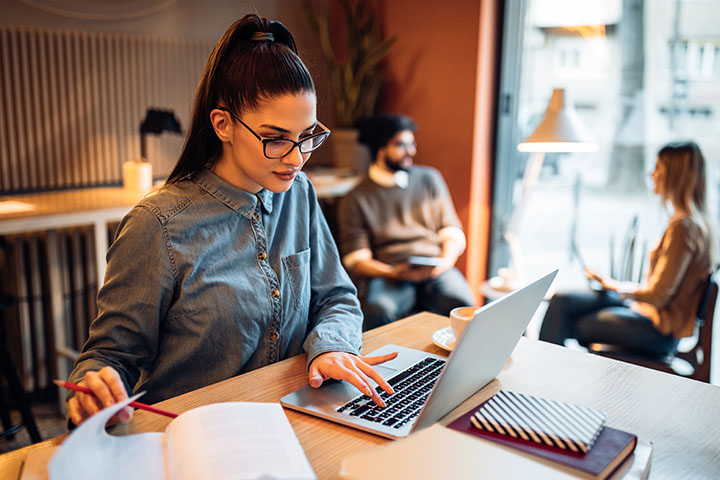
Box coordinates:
[216,107,331,159]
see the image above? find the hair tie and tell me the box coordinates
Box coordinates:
[251,32,274,42]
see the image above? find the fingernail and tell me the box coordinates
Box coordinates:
[104,400,113,408]
[310,376,323,388]
[119,409,131,422]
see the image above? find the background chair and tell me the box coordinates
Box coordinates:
[0,246,42,444]
[583,271,717,383]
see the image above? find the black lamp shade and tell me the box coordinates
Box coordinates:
[140,108,182,135]
[139,108,183,160]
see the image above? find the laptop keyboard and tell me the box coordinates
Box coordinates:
[336,356,447,429]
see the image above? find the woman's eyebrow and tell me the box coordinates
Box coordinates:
[258,121,318,133]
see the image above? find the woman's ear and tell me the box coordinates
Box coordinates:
[210,109,232,143]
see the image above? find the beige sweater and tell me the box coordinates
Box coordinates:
[630,213,712,338]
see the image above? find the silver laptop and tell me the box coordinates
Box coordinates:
[281,270,557,439]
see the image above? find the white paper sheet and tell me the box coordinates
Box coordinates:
[48,394,165,480]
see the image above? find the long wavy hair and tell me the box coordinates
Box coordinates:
[166,14,315,183]
[657,140,716,262]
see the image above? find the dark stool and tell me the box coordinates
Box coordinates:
[0,291,42,443]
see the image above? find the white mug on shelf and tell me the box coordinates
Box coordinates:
[122,161,153,193]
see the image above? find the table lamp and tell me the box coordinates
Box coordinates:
[493,88,597,291]
[123,108,183,192]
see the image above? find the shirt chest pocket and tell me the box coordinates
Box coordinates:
[282,248,311,310]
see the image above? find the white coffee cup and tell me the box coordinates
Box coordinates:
[450,306,479,340]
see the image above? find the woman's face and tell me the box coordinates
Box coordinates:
[214,91,318,194]
[651,158,666,198]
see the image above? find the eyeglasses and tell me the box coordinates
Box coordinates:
[216,107,331,159]
[390,141,417,151]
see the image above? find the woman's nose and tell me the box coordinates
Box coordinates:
[283,146,306,167]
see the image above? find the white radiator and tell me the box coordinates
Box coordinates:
[2,227,107,393]
[0,25,211,193]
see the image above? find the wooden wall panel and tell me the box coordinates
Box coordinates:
[0,25,212,193]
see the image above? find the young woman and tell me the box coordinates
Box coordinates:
[67,14,395,426]
[539,141,714,354]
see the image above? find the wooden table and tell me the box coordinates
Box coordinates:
[2,312,720,479]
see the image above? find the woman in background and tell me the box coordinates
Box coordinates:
[539,141,714,354]
[66,14,395,426]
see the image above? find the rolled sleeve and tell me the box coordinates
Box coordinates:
[68,205,175,396]
[303,183,363,367]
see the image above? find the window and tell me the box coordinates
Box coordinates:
[491,0,720,300]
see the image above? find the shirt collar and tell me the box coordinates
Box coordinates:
[193,168,274,217]
[368,163,409,189]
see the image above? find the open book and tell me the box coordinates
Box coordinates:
[48,394,316,480]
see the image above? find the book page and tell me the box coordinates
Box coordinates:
[165,402,315,480]
[48,394,166,480]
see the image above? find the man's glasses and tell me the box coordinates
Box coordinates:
[216,107,331,159]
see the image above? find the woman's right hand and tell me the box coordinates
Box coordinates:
[67,366,133,426]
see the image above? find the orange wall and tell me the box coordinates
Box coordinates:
[378,0,497,298]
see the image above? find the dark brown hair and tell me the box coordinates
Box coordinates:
[357,114,417,159]
[657,141,706,213]
[166,14,315,183]
[657,140,716,262]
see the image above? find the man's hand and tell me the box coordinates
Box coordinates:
[308,351,398,407]
[391,263,435,283]
[430,257,455,278]
[67,366,133,426]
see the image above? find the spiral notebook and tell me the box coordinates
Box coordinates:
[469,391,606,454]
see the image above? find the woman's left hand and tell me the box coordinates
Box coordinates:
[308,351,398,407]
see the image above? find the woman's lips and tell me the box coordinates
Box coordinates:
[273,170,297,181]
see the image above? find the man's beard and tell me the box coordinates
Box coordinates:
[385,155,411,172]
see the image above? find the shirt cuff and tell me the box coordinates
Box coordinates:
[305,333,361,370]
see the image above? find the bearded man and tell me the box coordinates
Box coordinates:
[337,114,475,330]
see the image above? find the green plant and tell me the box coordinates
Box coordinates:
[304,0,396,128]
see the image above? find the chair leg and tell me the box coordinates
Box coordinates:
[0,380,17,440]
[0,336,41,443]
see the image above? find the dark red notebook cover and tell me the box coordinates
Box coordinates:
[447,405,637,479]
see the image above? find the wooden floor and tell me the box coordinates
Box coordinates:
[0,401,66,454]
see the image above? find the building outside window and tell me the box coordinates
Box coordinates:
[490,0,720,335]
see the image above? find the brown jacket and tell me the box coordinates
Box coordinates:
[630,214,712,338]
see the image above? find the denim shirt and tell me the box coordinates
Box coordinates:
[68,168,362,404]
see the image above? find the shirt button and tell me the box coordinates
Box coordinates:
[258,251,267,261]
[272,288,280,298]
[269,330,279,342]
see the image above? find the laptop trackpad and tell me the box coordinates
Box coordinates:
[373,364,397,379]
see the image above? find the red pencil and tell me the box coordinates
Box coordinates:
[54,380,178,419]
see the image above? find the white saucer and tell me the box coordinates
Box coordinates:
[431,326,456,352]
